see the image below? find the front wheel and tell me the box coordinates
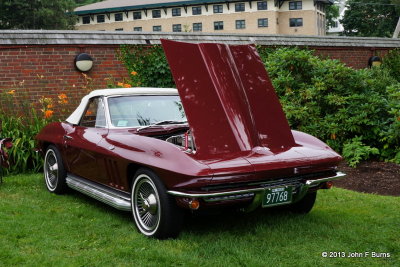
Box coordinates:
[44,145,68,194]
[131,168,183,239]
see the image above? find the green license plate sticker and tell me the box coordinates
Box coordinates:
[262,186,293,207]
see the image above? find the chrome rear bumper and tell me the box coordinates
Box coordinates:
[167,172,346,202]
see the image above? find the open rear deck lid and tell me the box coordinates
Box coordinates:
[161,39,295,159]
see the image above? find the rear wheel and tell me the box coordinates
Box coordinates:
[44,145,68,194]
[131,168,183,239]
[288,191,317,214]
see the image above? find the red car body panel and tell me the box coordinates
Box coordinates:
[161,39,295,159]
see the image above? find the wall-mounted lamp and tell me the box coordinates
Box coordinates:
[75,53,94,72]
[368,56,382,68]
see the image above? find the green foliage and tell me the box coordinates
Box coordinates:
[117,45,175,88]
[382,49,400,82]
[0,89,70,174]
[342,137,379,167]
[326,2,340,29]
[0,115,44,173]
[341,0,400,37]
[262,47,400,165]
[0,0,76,30]
[379,83,400,162]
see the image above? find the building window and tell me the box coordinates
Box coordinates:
[236,20,246,29]
[257,1,268,10]
[289,18,303,27]
[133,11,141,20]
[193,23,202,32]
[172,8,181,16]
[115,13,123,21]
[214,21,224,30]
[213,4,223,13]
[82,16,90,24]
[134,27,142,31]
[289,1,302,10]
[192,6,202,15]
[152,10,161,18]
[97,15,105,23]
[153,25,162,31]
[172,24,182,32]
[258,18,268,27]
[235,3,245,12]
[115,28,123,31]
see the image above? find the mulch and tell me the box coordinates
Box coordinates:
[335,161,400,197]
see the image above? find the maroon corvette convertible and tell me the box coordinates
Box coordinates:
[36,40,345,239]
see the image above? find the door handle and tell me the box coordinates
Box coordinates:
[63,135,73,140]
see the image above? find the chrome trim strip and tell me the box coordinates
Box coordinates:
[167,172,346,198]
[305,171,346,185]
[66,174,131,211]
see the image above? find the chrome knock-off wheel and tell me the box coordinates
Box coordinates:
[131,168,184,239]
[132,174,161,235]
[43,145,67,194]
[44,149,59,191]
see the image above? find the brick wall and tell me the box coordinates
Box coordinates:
[0,44,129,115]
[0,30,399,117]
[312,47,391,69]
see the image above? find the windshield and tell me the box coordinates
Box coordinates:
[107,95,186,127]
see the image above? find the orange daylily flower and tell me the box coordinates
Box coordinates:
[124,83,132,88]
[117,82,124,87]
[44,110,54,119]
[47,104,54,109]
[131,71,138,76]
[58,93,67,100]
[7,90,15,95]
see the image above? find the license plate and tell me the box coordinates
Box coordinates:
[262,186,293,207]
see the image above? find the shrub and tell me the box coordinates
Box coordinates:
[0,89,70,173]
[382,48,400,82]
[118,45,175,88]
[342,137,379,167]
[262,47,400,165]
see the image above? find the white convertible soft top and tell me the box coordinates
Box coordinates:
[66,87,178,125]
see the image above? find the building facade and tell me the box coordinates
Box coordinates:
[74,0,333,36]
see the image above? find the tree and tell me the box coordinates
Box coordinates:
[0,0,76,30]
[341,0,400,37]
[326,2,340,29]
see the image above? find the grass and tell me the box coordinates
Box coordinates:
[0,173,399,267]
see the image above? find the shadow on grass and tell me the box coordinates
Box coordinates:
[182,207,314,237]
[66,189,133,221]
[67,188,313,238]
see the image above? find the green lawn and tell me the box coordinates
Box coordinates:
[0,173,398,266]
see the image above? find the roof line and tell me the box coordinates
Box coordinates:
[74,0,236,15]
[1,30,398,48]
